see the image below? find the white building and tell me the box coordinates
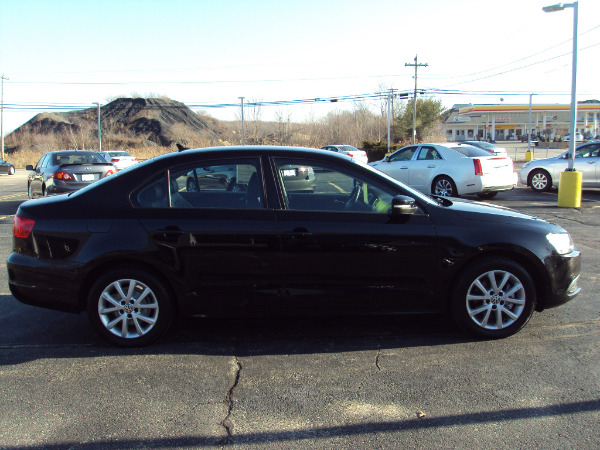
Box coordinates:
[443,102,600,141]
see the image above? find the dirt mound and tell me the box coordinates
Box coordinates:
[11,97,220,148]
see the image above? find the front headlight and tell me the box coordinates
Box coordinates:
[547,233,574,254]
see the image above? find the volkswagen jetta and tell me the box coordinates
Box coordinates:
[8,146,581,346]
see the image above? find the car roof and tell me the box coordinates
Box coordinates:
[168,145,351,161]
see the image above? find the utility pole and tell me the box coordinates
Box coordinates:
[239,97,245,145]
[386,89,394,154]
[93,102,102,152]
[1,75,8,160]
[405,55,428,144]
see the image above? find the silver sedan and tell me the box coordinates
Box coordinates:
[519,141,600,192]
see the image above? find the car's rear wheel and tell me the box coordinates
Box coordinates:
[529,169,552,192]
[8,166,15,175]
[87,268,174,347]
[451,257,536,339]
[432,176,457,197]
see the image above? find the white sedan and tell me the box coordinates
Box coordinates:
[370,143,517,199]
[321,145,369,164]
[98,151,139,171]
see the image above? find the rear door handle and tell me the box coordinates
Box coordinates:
[288,227,312,240]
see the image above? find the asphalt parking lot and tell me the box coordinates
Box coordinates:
[0,158,599,448]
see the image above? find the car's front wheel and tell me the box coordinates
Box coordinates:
[529,169,552,192]
[432,176,457,197]
[8,166,15,175]
[87,268,174,347]
[451,257,536,339]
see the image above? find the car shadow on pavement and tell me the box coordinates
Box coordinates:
[0,305,474,365]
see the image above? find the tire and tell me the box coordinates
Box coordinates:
[8,166,15,175]
[451,257,536,339]
[529,169,552,192]
[432,176,458,197]
[476,192,498,199]
[87,268,174,347]
[27,183,34,199]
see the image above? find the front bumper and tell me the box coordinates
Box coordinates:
[539,248,582,310]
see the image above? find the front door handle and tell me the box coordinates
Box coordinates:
[154,227,184,243]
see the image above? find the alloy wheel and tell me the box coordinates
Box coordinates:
[465,269,526,331]
[97,278,160,340]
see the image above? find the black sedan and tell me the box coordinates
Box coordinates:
[0,158,15,175]
[26,150,116,198]
[8,146,581,346]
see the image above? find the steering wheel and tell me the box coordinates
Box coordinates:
[226,177,239,192]
[344,184,362,210]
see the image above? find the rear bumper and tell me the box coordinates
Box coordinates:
[459,173,517,195]
[6,253,84,313]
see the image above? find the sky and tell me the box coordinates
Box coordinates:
[0,0,599,134]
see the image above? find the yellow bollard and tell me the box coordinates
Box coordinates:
[557,171,582,208]
[525,151,534,161]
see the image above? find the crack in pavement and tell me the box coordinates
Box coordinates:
[220,355,242,446]
[375,348,382,372]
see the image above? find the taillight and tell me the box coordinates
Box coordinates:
[111,158,120,163]
[52,171,74,181]
[104,169,116,177]
[347,152,355,158]
[13,215,35,239]
[133,157,138,162]
[473,159,483,176]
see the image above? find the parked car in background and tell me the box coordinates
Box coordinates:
[0,158,15,175]
[26,150,116,198]
[460,140,508,156]
[520,134,539,144]
[8,146,580,346]
[370,143,517,199]
[98,150,138,171]
[321,145,369,164]
[519,140,600,192]
[563,132,584,143]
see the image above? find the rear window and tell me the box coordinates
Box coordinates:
[53,152,105,165]
[107,151,131,157]
[450,146,492,157]
[467,141,496,151]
